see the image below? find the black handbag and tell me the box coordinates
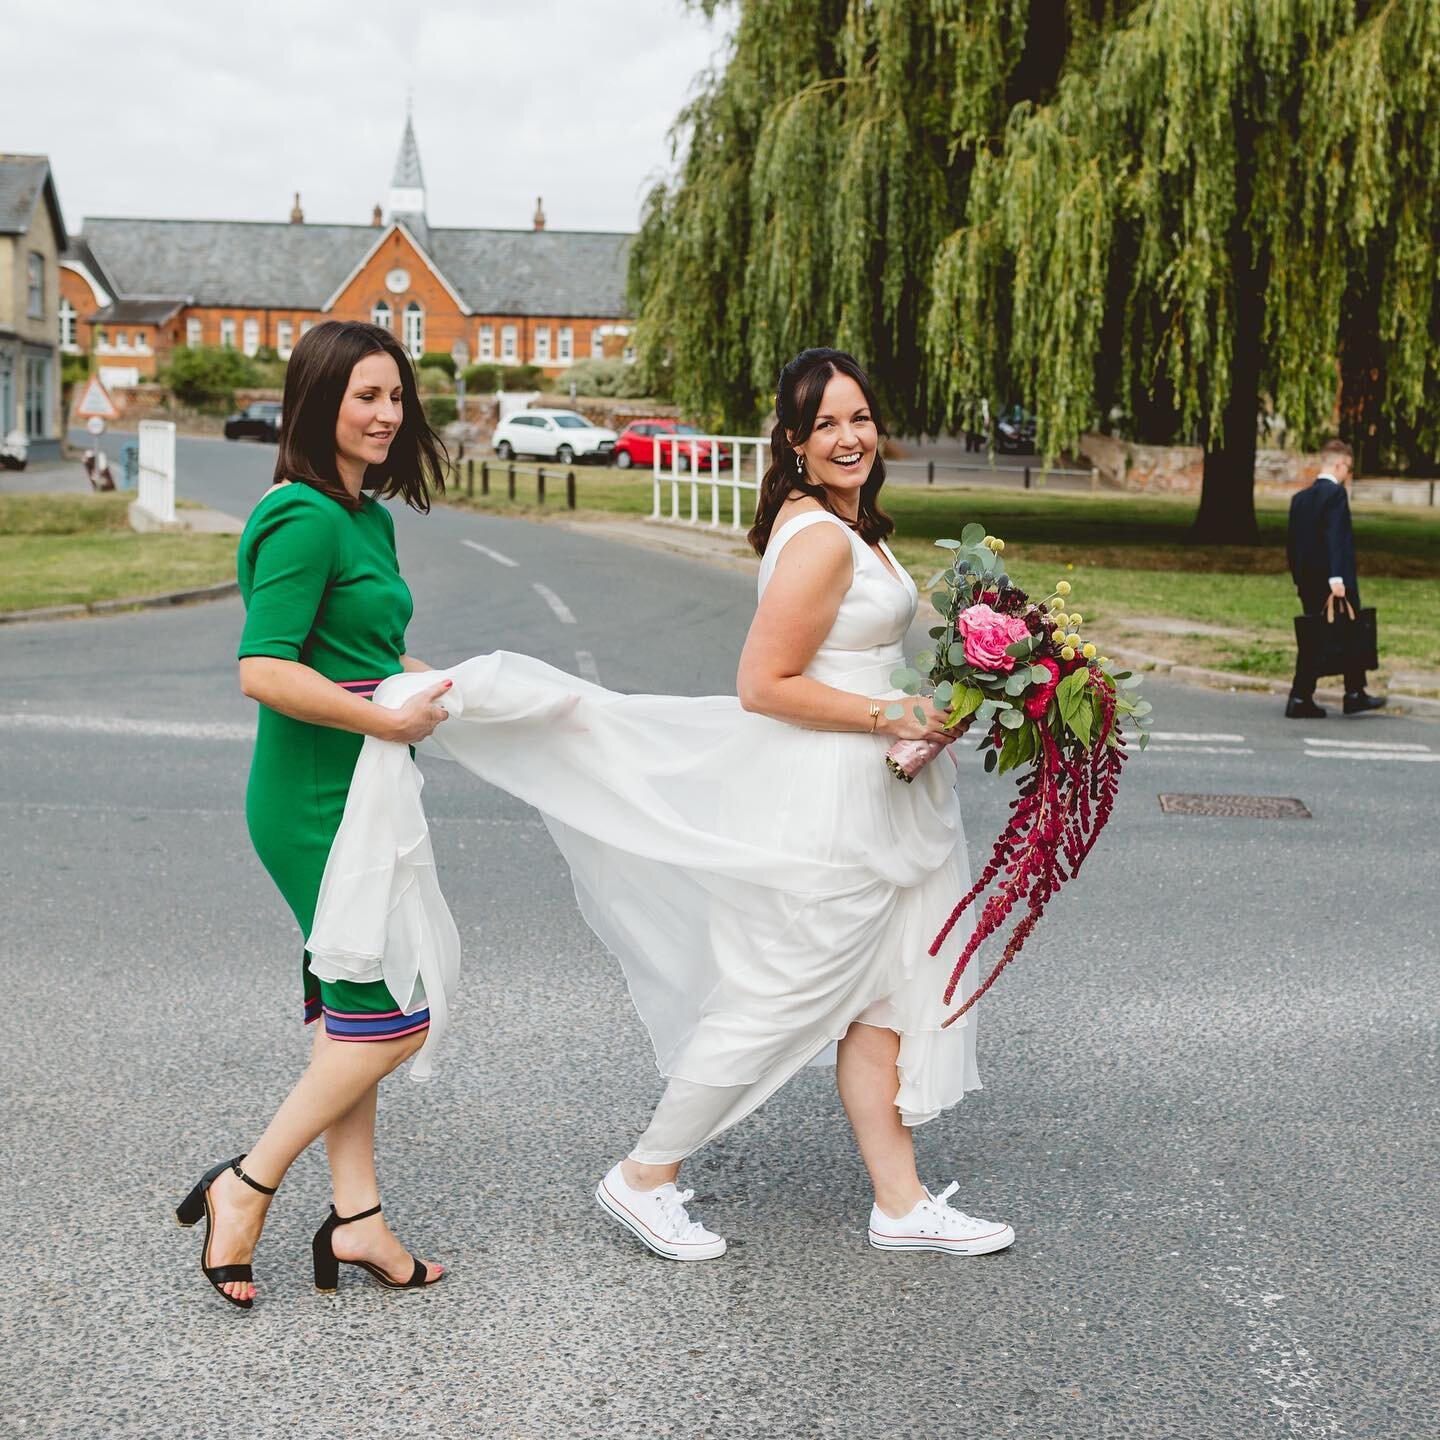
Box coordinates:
[1293,595,1379,677]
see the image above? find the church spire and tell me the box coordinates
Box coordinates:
[386,104,427,226]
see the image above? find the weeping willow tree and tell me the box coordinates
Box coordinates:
[636,0,1440,543]
[632,0,1121,431]
[932,0,1440,540]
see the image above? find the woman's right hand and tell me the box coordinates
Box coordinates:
[881,696,968,744]
[383,679,454,743]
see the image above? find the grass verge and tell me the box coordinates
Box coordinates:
[442,470,1440,691]
[0,492,237,613]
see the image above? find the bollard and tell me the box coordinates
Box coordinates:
[927,460,935,485]
[537,466,546,504]
[1023,466,1031,490]
[567,470,576,510]
[481,460,490,496]
[507,463,516,500]
[466,458,474,498]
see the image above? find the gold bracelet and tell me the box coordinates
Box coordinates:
[867,701,882,733]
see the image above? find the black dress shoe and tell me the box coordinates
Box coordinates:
[1343,690,1387,714]
[1285,696,1327,719]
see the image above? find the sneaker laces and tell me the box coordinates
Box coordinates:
[922,1182,981,1232]
[654,1185,708,1241]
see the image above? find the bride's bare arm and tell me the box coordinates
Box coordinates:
[736,525,955,740]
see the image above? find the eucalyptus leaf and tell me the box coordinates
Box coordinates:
[1030,664,1055,685]
[890,666,917,690]
[1131,700,1153,716]
[1004,671,1029,696]
[914,652,935,672]
[934,680,955,706]
[998,707,1025,729]
[934,537,961,550]
[884,703,905,720]
[1121,674,1145,689]
[932,592,950,614]
[972,671,998,683]
[929,625,947,639]
[960,522,986,545]
[948,642,967,666]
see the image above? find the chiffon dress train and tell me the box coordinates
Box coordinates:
[308,510,981,1136]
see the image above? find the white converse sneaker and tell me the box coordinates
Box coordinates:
[868,1182,1015,1256]
[595,1163,727,1262]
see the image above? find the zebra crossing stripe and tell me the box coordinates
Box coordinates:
[1303,737,1431,753]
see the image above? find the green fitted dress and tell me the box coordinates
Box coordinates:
[237,482,428,1040]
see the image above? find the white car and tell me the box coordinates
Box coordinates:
[491,409,617,465]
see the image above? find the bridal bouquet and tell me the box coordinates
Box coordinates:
[881,524,1151,1024]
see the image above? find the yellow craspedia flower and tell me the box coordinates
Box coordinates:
[1060,646,1076,661]
[1056,580,1072,595]
[1082,642,1097,659]
[1070,612,1083,625]
[993,538,1005,552]
[1099,656,1110,666]
[1066,633,1080,647]
[1051,631,1066,647]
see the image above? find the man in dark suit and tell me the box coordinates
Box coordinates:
[1285,437,1385,718]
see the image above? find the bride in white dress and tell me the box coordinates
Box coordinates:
[311,348,1015,1262]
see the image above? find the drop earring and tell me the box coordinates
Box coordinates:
[795,453,805,475]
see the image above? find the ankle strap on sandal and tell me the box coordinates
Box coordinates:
[331,1202,382,1226]
[230,1157,279,1196]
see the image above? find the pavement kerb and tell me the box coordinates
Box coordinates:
[563,514,1440,719]
[0,578,240,625]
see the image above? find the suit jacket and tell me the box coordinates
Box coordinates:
[1287,477,1357,606]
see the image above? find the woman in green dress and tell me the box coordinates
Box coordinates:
[175,321,454,1308]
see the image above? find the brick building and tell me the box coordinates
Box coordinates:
[1,154,66,458]
[59,116,635,389]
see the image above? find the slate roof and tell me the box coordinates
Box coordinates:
[0,154,65,238]
[429,227,631,316]
[74,216,632,317]
[60,234,116,298]
[93,298,188,324]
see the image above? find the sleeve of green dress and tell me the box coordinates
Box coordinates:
[237,494,341,662]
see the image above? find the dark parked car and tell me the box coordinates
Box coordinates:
[224,402,283,442]
[995,405,1038,455]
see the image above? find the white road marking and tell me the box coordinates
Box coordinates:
[1144,745,1255,755]
[1303,736,1431,752]
[533,582,576,625]
[1149,731,1246,743]
[0,713,251,741]
[575,650,600,684]
[461,538,519,568]
[1305,750,1439,763]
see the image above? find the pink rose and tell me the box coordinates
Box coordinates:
[956,603,1032,672]
[1023,657,1061,718]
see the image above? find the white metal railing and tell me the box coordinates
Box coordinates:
[137,419,176,523]
[651,434,770,530]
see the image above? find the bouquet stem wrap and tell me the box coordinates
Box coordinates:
[885,736,948,782]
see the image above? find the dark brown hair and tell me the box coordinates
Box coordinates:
[747,347,893,555]
[273,320,447,512]
[1320,437,1353,463]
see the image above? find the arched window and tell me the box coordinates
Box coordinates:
[371,299,392,330]
[403,301,424,357]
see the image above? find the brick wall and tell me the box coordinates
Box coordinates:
[1080,434,1344,495]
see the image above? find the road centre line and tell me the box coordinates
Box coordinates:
[533,583,577,625]
[1310,750,1440,763]
[1144,745,1255,755]
[1149,731,1246,743]
[575,650,601,684]
[462,539,519,568]
[0,713,251,741]
[1302,736,1431,752]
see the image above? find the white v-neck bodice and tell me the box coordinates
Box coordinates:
[757,510,918,694]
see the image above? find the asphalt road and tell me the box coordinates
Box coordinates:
[1,434,1435,1439]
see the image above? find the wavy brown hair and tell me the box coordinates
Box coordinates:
[273,320,447,512]
[747,347,893,555]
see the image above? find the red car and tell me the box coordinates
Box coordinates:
[611,419,731,471]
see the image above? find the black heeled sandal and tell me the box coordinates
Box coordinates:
[175,1155,278,1310]
[311,1202,442,1293]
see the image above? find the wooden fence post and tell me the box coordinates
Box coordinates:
[507,464,515,500]
[481,460,490,496]
[566,470,576,510]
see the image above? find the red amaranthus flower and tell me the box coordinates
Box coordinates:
[930,673,1126,1025]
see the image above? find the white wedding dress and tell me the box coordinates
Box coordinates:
[308,510,981,1146]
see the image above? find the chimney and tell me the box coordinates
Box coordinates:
[372,203,383,227]
[290,191,304,224]
[533,195,546,232]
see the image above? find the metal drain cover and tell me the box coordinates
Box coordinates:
[1159,793,1312,820]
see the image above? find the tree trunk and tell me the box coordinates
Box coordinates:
[1191,95,1264,546]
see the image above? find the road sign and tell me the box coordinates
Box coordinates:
[74,376,119,420]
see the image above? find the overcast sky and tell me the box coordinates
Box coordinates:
[7,0,735,236]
